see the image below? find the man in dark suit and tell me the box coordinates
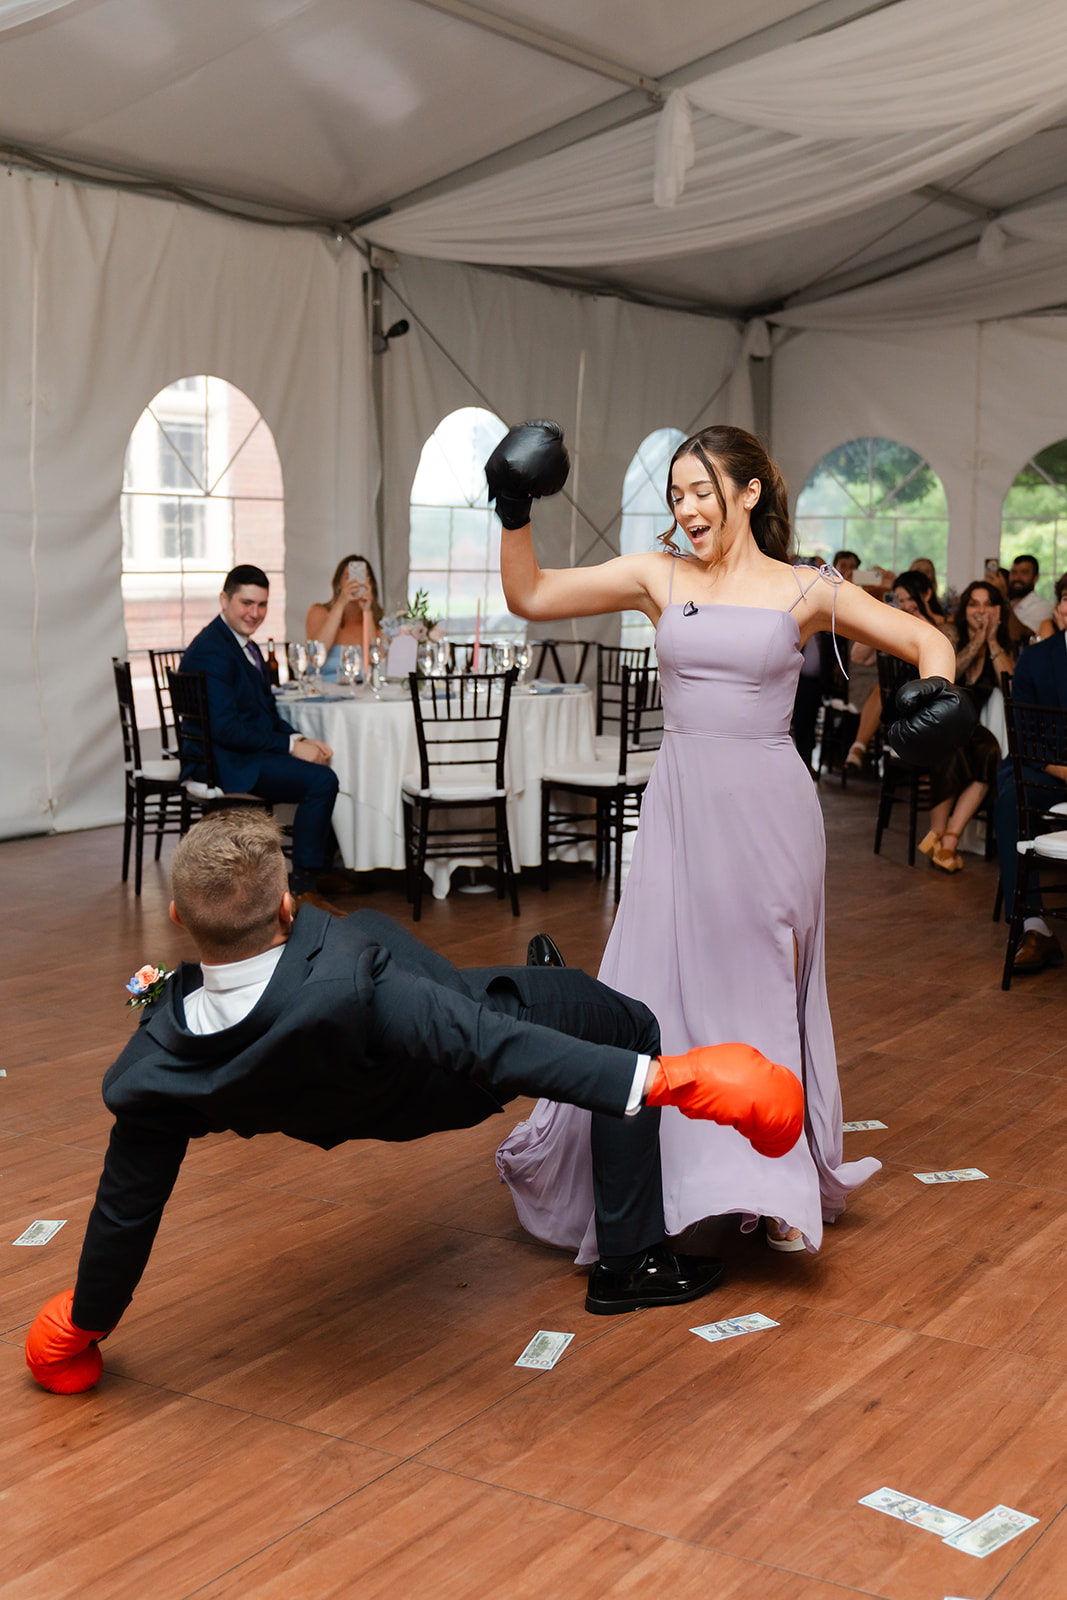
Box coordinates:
[26,810,802,1393]
[180,563,340,893]
[995,629,1067,972]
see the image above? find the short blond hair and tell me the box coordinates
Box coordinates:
[171,809,287,959]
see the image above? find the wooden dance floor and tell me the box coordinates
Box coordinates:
[3,784,1066,1599]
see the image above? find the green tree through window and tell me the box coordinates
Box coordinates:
[1001,441,1067,599]
[795,437,948,584]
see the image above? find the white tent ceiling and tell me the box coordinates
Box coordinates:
[4,0,1067,320]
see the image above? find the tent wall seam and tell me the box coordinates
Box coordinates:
[27,241,55,822]
[375,266,613,554]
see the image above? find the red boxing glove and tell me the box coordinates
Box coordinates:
[25,1289,109,1394]
[647,1043,804,1158]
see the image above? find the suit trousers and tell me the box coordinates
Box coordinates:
[996,757,1067,918]
[355,912,666,1260]
[484,972,664,1259]
[251,752,340,871]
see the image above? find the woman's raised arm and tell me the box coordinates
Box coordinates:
[488,419,655,622]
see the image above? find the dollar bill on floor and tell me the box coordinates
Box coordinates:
[942,1504,1038,1557]
[859,1488,970,1536]
[914,1169,988,1184]
[13,1219,66,1246]
[691,1313,779,1344]
[515,1330,574,1370]
[843,1120,887,1131]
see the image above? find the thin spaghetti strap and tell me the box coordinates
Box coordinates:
[787,565,823,613]
[800,562,848,679]
[668,553,678,605]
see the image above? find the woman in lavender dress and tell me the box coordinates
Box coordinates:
[495,426,955,1258]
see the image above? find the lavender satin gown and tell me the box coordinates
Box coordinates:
[496,564,881,1262]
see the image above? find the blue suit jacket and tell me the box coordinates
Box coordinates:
[179,614,295,791]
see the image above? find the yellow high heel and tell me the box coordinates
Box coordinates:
[918,830,942,859]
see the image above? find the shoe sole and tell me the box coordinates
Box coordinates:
[1013,949,1064,974]
[584,1263,725,1315]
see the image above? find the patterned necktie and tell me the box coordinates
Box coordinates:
[246,640,267,679]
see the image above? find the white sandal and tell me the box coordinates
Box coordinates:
[765,1219,806,1253]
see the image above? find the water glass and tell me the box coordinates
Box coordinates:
[430,640,450,678]
[287,641,308,684]
[340,644,363,691]
[305,638,327,678]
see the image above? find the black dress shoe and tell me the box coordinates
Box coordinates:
[527,933,566,967]
[585,1244,724,1315]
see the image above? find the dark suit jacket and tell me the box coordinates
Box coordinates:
[179,614,295,791]
[72,909,647,1331]
[1012,630,1067,710]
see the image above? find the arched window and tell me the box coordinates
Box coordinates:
[620,427,685,650]
[1001,441,1067,598]
[121,376,284,723]
[794,437,948,584]
[408,406,509,630]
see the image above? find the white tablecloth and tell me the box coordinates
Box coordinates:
[284,683,596,892]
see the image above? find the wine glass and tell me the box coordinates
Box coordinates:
[416,640,434,679]
[492,640,514,672]
[430,640,450,679]
[305,638,327,680]
[340,644,363,693]
[286,640,308,686]
[367,637,384,694]
[514,639,531,683]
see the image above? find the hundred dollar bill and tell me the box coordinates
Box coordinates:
[691,1312,779,1344]
[13,1219,66,1246]
[515,1330,574,1370]
[860,1487,969,1536]
[914,1169,987,1184]
[942,1504,1038,1557]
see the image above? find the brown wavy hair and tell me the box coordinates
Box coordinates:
[659,426,793,565]
[952,580,1015,658]
[322,553,383,626]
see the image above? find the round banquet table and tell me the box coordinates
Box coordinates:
[282,681,596,896]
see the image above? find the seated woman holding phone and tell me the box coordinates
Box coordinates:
[305,554,384,680]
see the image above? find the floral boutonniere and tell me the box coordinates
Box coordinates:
[126,964,171,1009]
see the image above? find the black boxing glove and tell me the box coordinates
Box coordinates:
[485,420,570,530]
[885,676,977,765]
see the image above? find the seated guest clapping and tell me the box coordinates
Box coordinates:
[25,810,805,1393]
[305,554,383,680]
[919,580,1017,873]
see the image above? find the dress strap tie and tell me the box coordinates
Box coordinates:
[788,562,848,680]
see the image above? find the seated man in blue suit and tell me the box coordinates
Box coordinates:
[995,627,1067,972]
[180,564,340,894]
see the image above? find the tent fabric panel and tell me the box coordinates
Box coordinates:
[377,252,745,641]
[0,166,375,840]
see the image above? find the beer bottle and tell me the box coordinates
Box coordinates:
[265,638,280,687]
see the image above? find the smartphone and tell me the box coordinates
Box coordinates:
[984,557,1000,578]
[852,567,882,586]
[347,559,369,589]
